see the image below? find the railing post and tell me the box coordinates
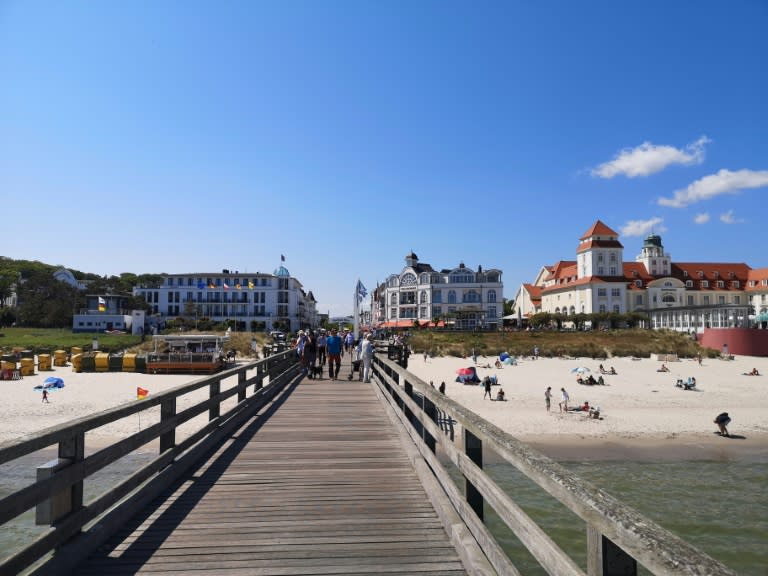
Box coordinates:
[423,394,436,453]
[253,364,265,393]
[237,369,246,402]
[209,379,221,421]
[587,525,637,576]
[159,398,176,453]
[36,433,84,525]
[464,429,484,521]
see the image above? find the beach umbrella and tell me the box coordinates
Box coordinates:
[34,377,65,391]
[503,357,514,365]
[570,367,590,374]
[456,367,474,376]
[499,352,510,361]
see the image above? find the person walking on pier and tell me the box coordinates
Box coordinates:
[360,333,375,382]
[326,328,343,380]
[316,330,327,366]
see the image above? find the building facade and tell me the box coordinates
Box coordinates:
[513,220,768,332]
[132,266,318,333]
[374,252,503,330]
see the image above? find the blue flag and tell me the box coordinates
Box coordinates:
[356,280,367,303]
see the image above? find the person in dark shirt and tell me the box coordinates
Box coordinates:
[326,328,343,380]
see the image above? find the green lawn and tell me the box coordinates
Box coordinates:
[0,327,142,354]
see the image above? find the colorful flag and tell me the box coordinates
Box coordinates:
[137,387,149,400]
[235,283,241,289]
[223,282,229,290]
[197,281,205,289]
[98,296,106,312]
[248,281,254,289]
[356,280,367,304]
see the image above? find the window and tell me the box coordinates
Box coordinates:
[419,306,427,318]
[701,281,709,288]
[734,296,740,304]
[662,294,675,304]
[420,292,427,304]
[401,273,417,286]
[463,290,481,303]
[610,267,617,275]
[703,296,710,304]
[698,271,704,278]
[713,271,719,278]
[611,288,620,297]
[433,291,442,303]
[613,305,620,313]
[635,295,643,305]
[599,305,606,313]
[683,270,688,277]
[687,295,694,305]
[448,290,457,304]
[717,281,724,288]
[610,252,617,262]
[598,253,604,263]
[487,289,497,303]
[432,306,442,316]
[635,280,642,287]
[732,281,740,288]
[718,296,725,305]
[486,306,497,319]
[686,280,693,288]
[598,288,607,296]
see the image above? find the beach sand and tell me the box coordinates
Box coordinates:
[406,352,768,461]
[2,353,767,461]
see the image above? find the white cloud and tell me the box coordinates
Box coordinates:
[620,217,666,237]
[658,168,768,208]
[591,136,710,179]
[720,210,743,225]
[693,213,710,224]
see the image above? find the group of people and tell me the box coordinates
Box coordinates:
[598,364,617,375]
[482,376,505,401]
[294,328,376,382]
[577,374,605,386]
[545,386,600,418]
[675,376,697,390]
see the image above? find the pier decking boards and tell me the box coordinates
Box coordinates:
[74,366,467,575]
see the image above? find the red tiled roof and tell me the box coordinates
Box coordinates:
[576,239,624,253]
[580,220,620,240]
[523,283,542,302]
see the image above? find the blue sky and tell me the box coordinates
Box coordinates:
[2,1,767,316]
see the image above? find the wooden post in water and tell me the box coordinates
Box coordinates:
[464,429,483,521]
[587,526,637,576]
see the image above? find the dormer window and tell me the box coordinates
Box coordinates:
[635,280,642,287]
[698,271,704,278]
[683,270,688,277]
[717,280,724,288]
[732,281,740,288]
[686,280,693,288]
[713,271,719,278]
[632,270,638,277]
[728,272,735,279]
[701,280,709,288]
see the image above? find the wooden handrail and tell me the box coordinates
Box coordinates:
[0,349,299,575]
[371,354,737,576]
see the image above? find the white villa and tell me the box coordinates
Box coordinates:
[513,220,768,332]
[132,265,318,333]
[373,252,503,330]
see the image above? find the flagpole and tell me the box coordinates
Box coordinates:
[353,281,360,338]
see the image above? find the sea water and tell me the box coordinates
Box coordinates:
[482,458,768,575]
[2,453,766,574]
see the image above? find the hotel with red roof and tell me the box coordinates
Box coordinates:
[513,220,768,332]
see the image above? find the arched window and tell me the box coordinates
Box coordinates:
[662,294,676,304]
[448,290,457,304]
[463,290,480,303]
[487,290,497,303]
[420,292,427,304]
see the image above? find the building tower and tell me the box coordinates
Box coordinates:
[576,220,624,278]
[636,233,671,277]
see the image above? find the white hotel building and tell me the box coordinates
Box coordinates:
[513,220,768,332]
[133,265,318,333]
[374,252,503,330]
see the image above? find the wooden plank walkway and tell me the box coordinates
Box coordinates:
[73,367,468,575]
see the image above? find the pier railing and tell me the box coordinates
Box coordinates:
[371,353,737,576]
[0,349,299,575]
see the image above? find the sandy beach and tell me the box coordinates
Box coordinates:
[2,353,767,461]
[406,352,768,461]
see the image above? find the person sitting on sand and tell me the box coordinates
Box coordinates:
[683,376,696,390]
[609,366,617,375]
[657,364,670,373]
[743,368,760,376]
[714,412,731,437]
[599,363,606,373]
[597,375,605,385]
[495,359,502,369]
[495,388,506,401]
[589,405,601,419]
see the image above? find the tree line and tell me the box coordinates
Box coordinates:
[0,257,163,328]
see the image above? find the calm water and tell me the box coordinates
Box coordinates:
[481,458,768,575]
[2,452,766,574]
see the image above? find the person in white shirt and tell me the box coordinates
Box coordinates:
[360,334,375,383]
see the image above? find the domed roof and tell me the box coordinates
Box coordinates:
[406,251,418,260]
[643,233,663,248]
[274,265,290,277]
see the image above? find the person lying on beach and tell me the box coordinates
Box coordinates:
[568,401,590,412]
[657,364,670,373]
[743,368,760,376]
